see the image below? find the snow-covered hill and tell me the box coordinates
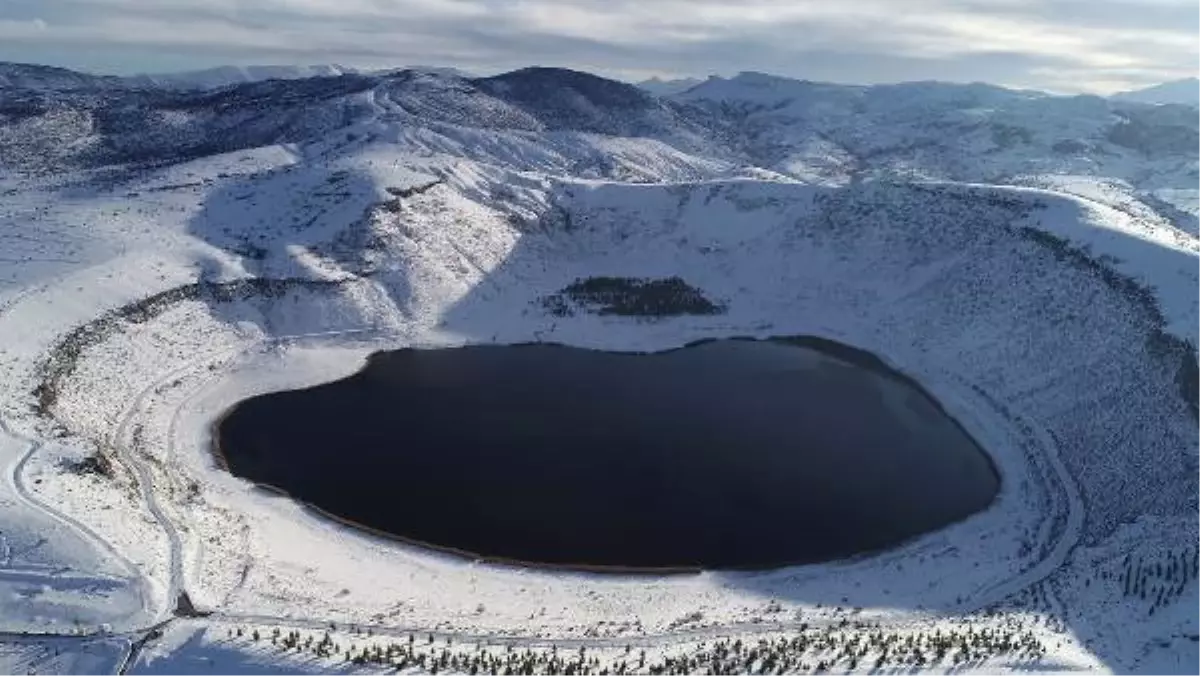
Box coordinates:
[0,62,1196,674]
[0,62,126,90]
[1112,78,1200,107]
[121,64,474,91]
[123,64,363,90]
[637,76,705,96]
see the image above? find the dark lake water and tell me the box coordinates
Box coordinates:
[215,337,999,570]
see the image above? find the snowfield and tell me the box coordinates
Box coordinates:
[0,63,1196,674]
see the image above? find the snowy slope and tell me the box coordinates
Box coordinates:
[0,63,1196,674]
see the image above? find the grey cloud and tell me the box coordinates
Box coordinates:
[0,0,1194,92]
[954,0,1198,34]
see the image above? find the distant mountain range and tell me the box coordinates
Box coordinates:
[123,64,474,90]
[637,77,705,96]
[124,64,363,90]
[1111,78,1199,106]
[8,60,1194,107]
[128,66,694,94]
[639,73,1200,108]
[0,61,1195,199]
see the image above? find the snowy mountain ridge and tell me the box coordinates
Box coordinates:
[0,61,127,90]
[123,63,363,90]
[2,63,1194,200]
[636,76,705,96]
[122,64,475,90]
[1112,77,1200,107]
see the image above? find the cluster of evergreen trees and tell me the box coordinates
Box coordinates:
[1121,546,1199,615]
[226,618,1046,674]
[644,624,1044,674]
[540,276,725,318]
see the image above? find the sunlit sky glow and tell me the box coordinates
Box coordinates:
[0,0,1196,93]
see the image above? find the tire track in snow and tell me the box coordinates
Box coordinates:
[108,326,387,619]
[1,412,154,631]
[0,271,168,639]
[948,379,1084,613]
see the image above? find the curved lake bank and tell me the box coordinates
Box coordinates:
[214,337,999,570]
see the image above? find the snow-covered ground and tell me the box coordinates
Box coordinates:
[0,64,1196,674]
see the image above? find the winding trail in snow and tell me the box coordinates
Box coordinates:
[107,326,387,620]
[0,395,154,631]
[110,378,186,622]
[4,437,147,605]
[933,372,1084,616]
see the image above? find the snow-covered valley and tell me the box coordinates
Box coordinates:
[0,63,1197,674]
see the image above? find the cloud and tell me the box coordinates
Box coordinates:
[0,0,1194,93]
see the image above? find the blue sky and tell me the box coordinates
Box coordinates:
[0,0,1195,93]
